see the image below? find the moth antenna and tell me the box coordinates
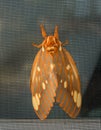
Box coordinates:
[40,24,47,38]
[32,43,42,48]
[54,26,59,39]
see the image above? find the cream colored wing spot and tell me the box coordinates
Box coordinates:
[73,90,77,103]
[50,63,55,70]
[42,82,46,90]
[32,96,38,111]
[42,46,45,52]
[37,66,40,72]
[45,80,48,84]
[64,81,68,88]
[32,93,41,111]
[76,93,82,108]
[35,93,40,106]
[60,79,63,83]
[66,64,71,70]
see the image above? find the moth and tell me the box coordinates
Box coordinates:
[30,25,82,120]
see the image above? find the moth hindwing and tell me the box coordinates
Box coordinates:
[30,25,81,120]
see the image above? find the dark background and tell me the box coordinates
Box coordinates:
[0,0,101,119]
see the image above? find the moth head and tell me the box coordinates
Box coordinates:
[32,25,69,51]
[41,25,61,53]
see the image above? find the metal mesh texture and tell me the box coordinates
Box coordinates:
[0,0,101,120]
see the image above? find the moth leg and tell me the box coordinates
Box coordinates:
[32,43,42,48]
[62,40,69,46]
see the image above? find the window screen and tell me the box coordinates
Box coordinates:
[0,0,101,119]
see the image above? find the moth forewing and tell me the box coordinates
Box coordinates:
[56,48,81,118]
[30,49,58,120]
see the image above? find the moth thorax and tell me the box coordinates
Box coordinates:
[45,36,59,54]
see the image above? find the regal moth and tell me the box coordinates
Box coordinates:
[30,25,82,120]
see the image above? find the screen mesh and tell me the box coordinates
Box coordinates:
[0,0,101,119]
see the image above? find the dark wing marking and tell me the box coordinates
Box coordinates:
[54,48,81,118]
[30,49,58,120]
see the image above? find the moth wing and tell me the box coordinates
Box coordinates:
[30,49,58,120]
[54,48,82,118]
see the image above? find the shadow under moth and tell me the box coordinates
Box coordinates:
[30,25,82,120]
